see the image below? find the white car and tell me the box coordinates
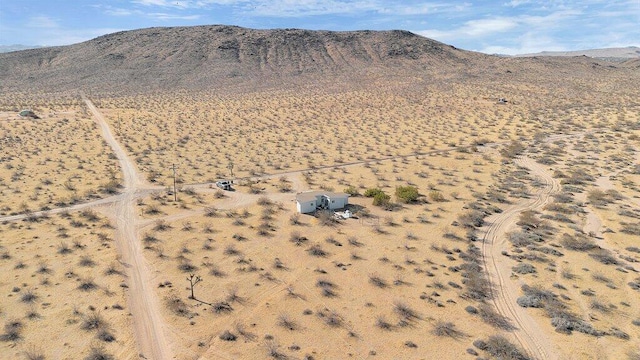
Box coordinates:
[216,180,232,190]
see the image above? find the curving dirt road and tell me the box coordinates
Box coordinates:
[481,156,561,360]
[83,95,173,360]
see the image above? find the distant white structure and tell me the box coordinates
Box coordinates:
[296,191,349,214]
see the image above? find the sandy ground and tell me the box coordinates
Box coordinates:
[1,90,639,360]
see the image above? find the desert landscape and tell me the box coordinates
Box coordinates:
[1,25,639,360]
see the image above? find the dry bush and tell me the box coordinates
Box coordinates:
[165,295,191,317]
[307,244,327,257]
[0,319,23,342]
[432,321,462,338]
[478,304,513,330]
[277,314,298,331]
[589,250,620,265]
[219,330,237,341]
[560,233,598,251]
[84,346,114,360]
[512,263,536,274]
[376,316,394,330]
[81,313,106,331]
[457,210,485,228]
[483,335,530,360]
[368,274,388,288]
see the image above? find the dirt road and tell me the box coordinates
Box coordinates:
[83,95,173,360]
[481,156,561,360]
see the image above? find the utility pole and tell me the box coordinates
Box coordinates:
[172,163,177,202]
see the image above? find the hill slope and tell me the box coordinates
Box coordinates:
[0,25,477,93]
[0,25,637,95]
[517,46,640,61]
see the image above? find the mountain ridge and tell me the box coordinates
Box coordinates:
[0,25,637,95]
[515,46,640,61]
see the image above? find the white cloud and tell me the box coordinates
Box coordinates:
[147,12,202,20]
[105,7,136,16]
[462,18,518,36]
[414,16,518,41]
[37,28,126,47]
[505,0,530,7]
[26,15,60,29]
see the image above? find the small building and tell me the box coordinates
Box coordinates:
[296,191,349,214]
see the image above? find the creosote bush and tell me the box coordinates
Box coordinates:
[396,186,419,203]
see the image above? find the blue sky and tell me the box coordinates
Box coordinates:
[0,0,638,54]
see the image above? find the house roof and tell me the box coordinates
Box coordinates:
[296,191,348,203]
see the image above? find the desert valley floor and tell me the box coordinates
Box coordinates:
[0,84,639,360]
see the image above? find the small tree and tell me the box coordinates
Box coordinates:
[396,186,419,203]
[186,274,202,300]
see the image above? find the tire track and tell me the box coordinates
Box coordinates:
[481,156,561,360]
[83,95,173,360]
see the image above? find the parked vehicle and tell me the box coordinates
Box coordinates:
[216,180,232,190]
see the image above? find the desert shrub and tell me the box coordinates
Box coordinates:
[0,319,23,342]
[165,295,191,317]
[344,185,359,196]
[478,304,513,330]
[307,244,327,257]
[78,278,98,291]
[553,192,574,203]
[219,330,237,341]
[508,231,542,247]
[620,222,640,235]
[457,210,485,228]
[369,274,388,288]
[432,321,462,338]
[517,285,556,308]
[289,231,308,246]
[462,269,492,300]
[277,314,298,331]
[500,141,525,158]
[560,233,597,251]
[84,346,114,360]
[97,328,116,342]
[317,308,343,327]
[589,250,620,265]
[587,190,612,207]
[317,211,337,226]
[484,335,530,360]
[372,192,391,207]
[375,316,393,330]
[395,186,419,203]
[428,190,445,202]
[23,347,46,360]
[394,302,420,322]
[81,313,106,331]
[20,289,38,303]
[364,188,384,197]
[610,327,629,340]
[512,263,536,274]
[543,202,575,214]
[212,301,233,314]
[517,210,544,230]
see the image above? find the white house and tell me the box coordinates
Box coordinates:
[296,191,349,214]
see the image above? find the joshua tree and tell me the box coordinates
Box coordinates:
[186,274,202,299]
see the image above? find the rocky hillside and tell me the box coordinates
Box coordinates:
[0,25,637,95]
[0,25,478,93]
